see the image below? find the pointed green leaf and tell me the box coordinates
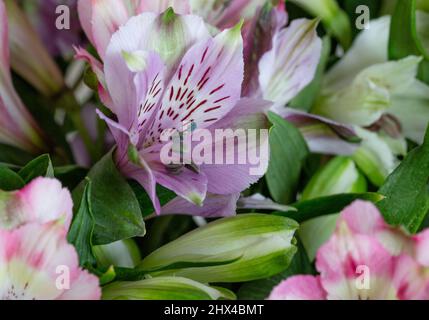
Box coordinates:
[377,125,429,233]
[266,112,309,204]
[18,154,54,183]
[0,166,25,191]
[73,151,146,245]
[68,179,96,266]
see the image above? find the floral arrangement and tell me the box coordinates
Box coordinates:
[0,0,428,300]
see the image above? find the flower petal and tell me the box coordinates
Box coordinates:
[77,0,95,45]
[90,0,130,59]
[120,157,161,214]
[414,229,429,267]
[338,200,386,235]
[316,232,397,300]
[144,22,244,145]
[393,254,429,300]
[0,1,45,153]
[0,0,8,71]
[200,98,270,194]
[324,16,390,92]
[0,223,100,300]
[15,177,73,229]
[190,0,267,29]
[104,12,210,127]
[58,270,101,300]
[258,18,322,107]
[352,127,398,187]
[315,56,422,126]
[268,275,327,300]
[390,80,429,144]
[138,0,191,14]
[242,4,287,97]
[146,152,208,207]
[277,107,360,155]
[161,193,239,217]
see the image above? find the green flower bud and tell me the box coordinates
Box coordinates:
[302,156,367,200]
[93,239,141,269]
[300,156,367,260]
[138,214,298,283]
[102,277,235,300]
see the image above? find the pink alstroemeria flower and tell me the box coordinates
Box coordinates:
[77,0,353,157]
[0,1,46,153]
[0,177,101,300]
[93,10,270,215]
[269,201,429,300]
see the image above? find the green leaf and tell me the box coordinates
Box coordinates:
[18,154,54,183]
[389,0,429,84]
[274,192,384,223]
[377,125,429,233]
[266,112,309,204]
[237,241,314,300]
[0,166,25,191]
[73,151,145,245]
[68,180,96,266]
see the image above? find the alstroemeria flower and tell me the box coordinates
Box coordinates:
[95,10,270,215]
[3,0,64,96]
[0,177,101,300]
[313,14,429,143]
[0,1,46,153]
[269,201,429,300]
[240,4,357,155]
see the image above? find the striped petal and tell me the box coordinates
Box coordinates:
[258,18,322,107]
[145,23,244,145]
